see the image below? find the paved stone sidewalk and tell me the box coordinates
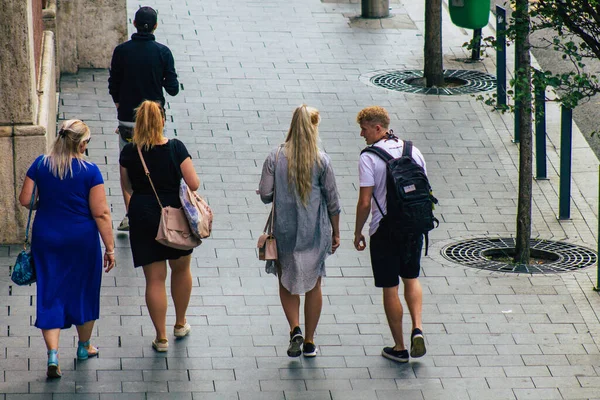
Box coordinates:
[1,0,600,399]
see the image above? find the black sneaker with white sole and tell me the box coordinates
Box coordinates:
[381,347,409,363]
[302,342,318,357]
[410,328,426,358]
[287,326,303,357]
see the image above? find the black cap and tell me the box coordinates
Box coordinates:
[134,6,157,31]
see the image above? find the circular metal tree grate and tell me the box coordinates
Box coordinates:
[441,237,597,274]
[368,69,497,95]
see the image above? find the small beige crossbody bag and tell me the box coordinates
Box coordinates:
[257,147,282,261]
[137,145,201,251]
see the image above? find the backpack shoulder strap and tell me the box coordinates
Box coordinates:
[402,140,413,158]
[361,145,394,162]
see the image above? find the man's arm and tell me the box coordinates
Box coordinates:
[108,47,122,105]
[354,186,373,251]
[163,49,179,96]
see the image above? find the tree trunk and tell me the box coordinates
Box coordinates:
[514,0,533,265]
[424,0,444,87]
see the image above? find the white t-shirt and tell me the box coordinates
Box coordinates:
[358,139,427,236]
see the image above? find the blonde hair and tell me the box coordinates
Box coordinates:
[47,119,91,179]
[284,105,321,206]
[356,106,390,129]
[133,100,166,150]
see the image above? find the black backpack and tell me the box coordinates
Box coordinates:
[361,140,439,255]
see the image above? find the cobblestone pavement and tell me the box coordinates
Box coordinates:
[2,0,600,399]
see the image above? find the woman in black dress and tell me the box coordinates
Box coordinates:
[119,100,200,352]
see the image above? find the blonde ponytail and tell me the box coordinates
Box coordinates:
[133,100,166,150]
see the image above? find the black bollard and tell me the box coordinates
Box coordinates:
[558,106,573,220]
[496,6,507,108]
[471,28,482,61]
[534,70,547,180]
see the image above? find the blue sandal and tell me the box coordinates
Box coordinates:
[47,349,62,378]
[76,340,99,360]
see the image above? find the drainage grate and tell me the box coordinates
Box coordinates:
[441,237,597,274]
[368,69,497,95]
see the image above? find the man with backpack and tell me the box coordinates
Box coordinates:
[353,106,436,363]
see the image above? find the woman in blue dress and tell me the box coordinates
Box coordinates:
[19,120,116,378]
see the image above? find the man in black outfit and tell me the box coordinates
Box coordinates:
[108,6,179,231]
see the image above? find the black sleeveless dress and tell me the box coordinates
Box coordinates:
[119,139,193,267]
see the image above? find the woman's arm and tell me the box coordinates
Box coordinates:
[180,157,200,191]
[19,177,36,208]
[320,155,342,253]
[120,166,133,212]
[329,213,340,254]
[258,152,275,204]
[89,184,116,272]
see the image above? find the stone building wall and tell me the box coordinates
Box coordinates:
[0,0,126,243]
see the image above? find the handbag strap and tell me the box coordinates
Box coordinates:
[24,157,44,247]
[263,146,282,234]
[137,145,164,209]
[24,182,37,247]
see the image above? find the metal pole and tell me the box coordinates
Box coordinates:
[559,106,573,220]
[362,0,389,18]
[514,36,521,144]
[471,28,482,61]
[496,6,507,108]
[598,165,599,290]
[534,70,547,180]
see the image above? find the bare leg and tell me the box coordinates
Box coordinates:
[43,328,62,377]
[42,329,60,351]
[278,269,300,330]
[142,261,168,340]
[382,286,405,350]
[304,277,322,343]
[402,277,423,331]
[118,139,131,211]
[75,320,98,357]
[169,255,193,327]
[75,320,96,343]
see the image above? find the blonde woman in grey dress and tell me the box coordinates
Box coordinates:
[259,105,341,358]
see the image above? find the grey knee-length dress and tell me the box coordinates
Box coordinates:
[259,146,341,295]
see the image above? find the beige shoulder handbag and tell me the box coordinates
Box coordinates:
[137,145,202,251]
[257,147,281,261]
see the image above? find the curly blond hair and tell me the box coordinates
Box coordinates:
[356,106,390,129]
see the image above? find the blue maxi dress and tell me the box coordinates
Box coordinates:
[27,155,103,329]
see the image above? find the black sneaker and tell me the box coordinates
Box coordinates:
[382,347,409,363]
[302,342,318,357]
[410,328,426,358]
[287,326,303,357]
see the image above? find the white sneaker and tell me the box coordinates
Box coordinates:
[174,322,191,337]
[152,339,168,352]
[117,215,129,231]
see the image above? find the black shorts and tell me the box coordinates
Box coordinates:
[369,219,423,287]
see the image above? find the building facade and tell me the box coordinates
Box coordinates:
[0,0,126,243]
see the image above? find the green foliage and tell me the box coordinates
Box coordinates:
[475,0,600,111]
